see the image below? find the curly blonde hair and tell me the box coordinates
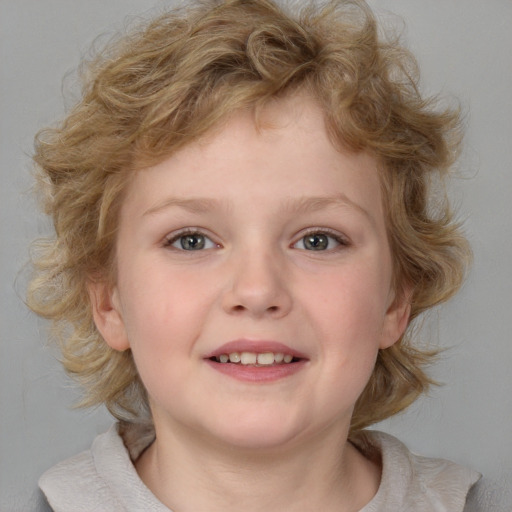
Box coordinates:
[28,0,470,431]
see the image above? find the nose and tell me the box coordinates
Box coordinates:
[221,248,293,319]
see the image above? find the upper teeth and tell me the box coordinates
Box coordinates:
[216,352,294,365]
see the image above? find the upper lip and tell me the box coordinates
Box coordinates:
[205,339,308,360]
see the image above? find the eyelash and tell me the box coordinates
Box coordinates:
[162,228,218,250]
[162,227,350,252]
[293,228,350,251]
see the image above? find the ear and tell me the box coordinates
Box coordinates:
[87,280,130,351]
[379,287,412,350]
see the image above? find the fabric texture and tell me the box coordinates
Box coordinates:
[40,423,481,512]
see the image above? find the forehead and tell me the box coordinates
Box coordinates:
[123,94,385,224]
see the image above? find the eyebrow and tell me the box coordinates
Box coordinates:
[143,193,374,224]
[143,197,222,216]
[285,194,375,225]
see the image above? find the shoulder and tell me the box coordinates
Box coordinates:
[352,430,481,512]
[39,423,166,512]
[39,426,126,511]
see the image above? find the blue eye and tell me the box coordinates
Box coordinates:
[167,232,217,251]
[294,231,344,251]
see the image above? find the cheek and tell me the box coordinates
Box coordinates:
[119,254,209,329]
[299,260,390,390]
[118,284,200,405]
[117,260,223,388]
[302,262,390,345]
[305,272,387,400]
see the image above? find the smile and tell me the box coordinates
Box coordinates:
[205,340,307,382]
[211,352,297,365]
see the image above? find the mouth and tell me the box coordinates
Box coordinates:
[204,340,308,382]
[209,351,302,366]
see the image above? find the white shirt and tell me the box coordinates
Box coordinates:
[40,423,480,511]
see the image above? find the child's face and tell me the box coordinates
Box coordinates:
[92,95,409,449]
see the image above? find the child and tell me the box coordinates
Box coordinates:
[29,0,481,510]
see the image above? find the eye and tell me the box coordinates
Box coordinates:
[293,230,346,251]
[165,231,217,251]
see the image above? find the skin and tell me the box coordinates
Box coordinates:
[90,94,410,511]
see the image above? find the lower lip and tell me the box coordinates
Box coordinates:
[205,359,307,383]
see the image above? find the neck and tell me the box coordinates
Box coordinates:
[135,419,380,512]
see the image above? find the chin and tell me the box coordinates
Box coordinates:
[202,409,311,452]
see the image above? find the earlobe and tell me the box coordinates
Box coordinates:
[379,289,412,350]
[87,280,130,352]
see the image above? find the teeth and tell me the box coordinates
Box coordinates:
[215,351,296,365]
[240,352,257,365]
[274,353,284,363]
[229,352,241,363]
[257,352,274,365]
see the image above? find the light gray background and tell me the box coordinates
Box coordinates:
[1,1,511,510]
